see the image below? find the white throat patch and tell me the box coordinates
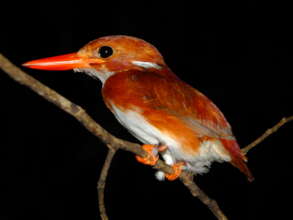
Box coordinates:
[131,61,162,69]
[74,68,114,84]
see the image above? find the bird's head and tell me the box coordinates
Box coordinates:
[23,35,166,83]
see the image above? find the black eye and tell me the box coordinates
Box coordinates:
[98,46,113,58]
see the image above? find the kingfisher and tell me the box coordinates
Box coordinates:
[23,35,254,181]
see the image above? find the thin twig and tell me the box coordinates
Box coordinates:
[97,147,117,220]
[242,116,293,155]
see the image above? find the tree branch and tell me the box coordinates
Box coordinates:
[242,116,293,155]
[97,146,117,220]
[1,53,228,219]
[180,173,228,220]
[2,53,290,220]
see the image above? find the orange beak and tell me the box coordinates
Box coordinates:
[22,53,105,71]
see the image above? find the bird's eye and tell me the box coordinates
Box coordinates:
[98,46,113,58]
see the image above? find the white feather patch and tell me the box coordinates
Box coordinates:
[155,171,165,181]
[186,140,231,174]
[162,150,175,165]
[131,61,162,69]
[74,68,114,84]
[110,105,180,149]
[155,150,175,181]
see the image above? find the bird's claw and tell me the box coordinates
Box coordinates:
[165,162,185,181]
[136,144,159,166]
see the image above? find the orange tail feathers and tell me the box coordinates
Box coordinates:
[220,139,254,182]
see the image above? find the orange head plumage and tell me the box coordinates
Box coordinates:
[23,35,166,81]
[23,35,254,182]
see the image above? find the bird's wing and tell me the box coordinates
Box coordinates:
[132,70,234,139]
[104,69,233,138]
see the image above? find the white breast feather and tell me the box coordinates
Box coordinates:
[111,105,180,148]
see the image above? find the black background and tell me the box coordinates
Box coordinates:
[1,1,292,220]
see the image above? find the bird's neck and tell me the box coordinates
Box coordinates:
[75,62,176,85]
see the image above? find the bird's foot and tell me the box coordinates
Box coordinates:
[165,162,185,181]
[136,144,159,166]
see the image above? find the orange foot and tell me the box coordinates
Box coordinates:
[136,144,159,166]
[165,162,185,181]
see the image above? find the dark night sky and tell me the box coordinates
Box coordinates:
[1,1,292,220]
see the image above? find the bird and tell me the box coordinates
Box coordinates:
[23,35,254,181]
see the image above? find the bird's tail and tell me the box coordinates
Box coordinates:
[220,139,254,182]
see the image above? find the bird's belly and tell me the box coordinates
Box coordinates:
[109,104,231,175]
[110,104,177,147]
